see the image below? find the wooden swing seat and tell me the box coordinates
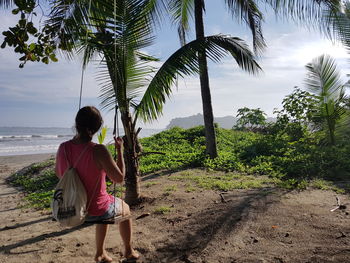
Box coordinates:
[84,214,131,225]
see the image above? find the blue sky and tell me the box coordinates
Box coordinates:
[0,2,349,129]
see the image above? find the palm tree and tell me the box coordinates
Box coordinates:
[42,0,261,204]
[165,0,341,158]
[305,54,346,145]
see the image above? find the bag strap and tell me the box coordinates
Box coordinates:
[63,144,70,168]
[63,142,90,168]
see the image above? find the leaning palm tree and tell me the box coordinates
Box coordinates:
[305,54,346,145]
[165,0,341,158]
[44,0,261,204]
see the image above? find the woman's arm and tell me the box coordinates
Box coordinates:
[93,138,125,183]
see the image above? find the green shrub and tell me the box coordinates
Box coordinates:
[10,125,350,209]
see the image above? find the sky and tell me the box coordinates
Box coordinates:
[0,2,349,129]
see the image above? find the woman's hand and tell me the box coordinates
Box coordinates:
[114,136,124,151]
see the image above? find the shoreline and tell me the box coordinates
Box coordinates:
[0,153,55,175]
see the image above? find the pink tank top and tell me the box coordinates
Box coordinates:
[56,140,114,216]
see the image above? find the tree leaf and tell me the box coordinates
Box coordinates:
[29,43,35,51]
[49,54,58,62]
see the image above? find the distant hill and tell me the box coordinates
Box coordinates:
[166,113,276,129]
[166,113,237,129]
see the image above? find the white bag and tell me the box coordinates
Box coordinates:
[51,144,89,227]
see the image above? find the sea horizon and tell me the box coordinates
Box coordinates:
[0,126,162,156]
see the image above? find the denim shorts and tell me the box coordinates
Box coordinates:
[85,198,122,222]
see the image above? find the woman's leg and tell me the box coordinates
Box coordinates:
[95,224,112,262]
[119,201,139,259]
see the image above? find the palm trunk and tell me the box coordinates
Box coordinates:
[121,111,141,205]
[325,103,335,145]
[194,0,218,159]
[105,54,141,205]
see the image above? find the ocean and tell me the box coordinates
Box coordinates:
[0,127,161,156]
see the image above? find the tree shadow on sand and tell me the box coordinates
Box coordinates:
[146,188,283,262]
[0,223,90,254]
[0,216,52,232]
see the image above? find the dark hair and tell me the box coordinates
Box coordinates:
[75,106,103,142]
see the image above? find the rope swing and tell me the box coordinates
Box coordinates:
[110,0,129,224]
[81,0,128,225]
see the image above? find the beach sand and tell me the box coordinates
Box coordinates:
[1,155,350,263]
[0,153,55,174]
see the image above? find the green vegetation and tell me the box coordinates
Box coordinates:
[139,125,349,181]
[154,206,172,215]
[185,184,197,193]
[139,126,206,174]
[170,172,277,191]
[8,124,350,209]
[144,182,159,188]
[164,185,177,193]
[8,158,58,208]
[97,126,108,144]
[234,107,267,131]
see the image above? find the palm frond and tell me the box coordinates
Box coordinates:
[144,0,167,26]
[0,0,13,8]
[266,0,339,22]
[322,1,350,52]
[224,0,265,54]
[136,34,261,122]
[305,54,344,100]
[169,0,195,46]
[97,49,157,113]
[304,54,346,144]
[47,0,155,58]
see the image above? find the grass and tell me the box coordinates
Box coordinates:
[170,170,278,191]
[310,179,346,194]
[9,158,58,209]
[25,190,54,209]
[154,206,172,215]
[144,182,159,188]
[185,184,197,193]
[164,185,177,193]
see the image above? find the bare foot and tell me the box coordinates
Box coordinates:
[95,251,113,263]
[124,248,140,260]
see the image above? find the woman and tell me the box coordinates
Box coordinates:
[55,106,139,263]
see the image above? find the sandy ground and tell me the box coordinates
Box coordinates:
[0,155,350,263]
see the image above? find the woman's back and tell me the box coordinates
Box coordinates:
[56,140,113,216]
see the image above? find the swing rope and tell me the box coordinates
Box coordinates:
[111,0,128,224]
[78,0,92,110]
[78,70,84,110]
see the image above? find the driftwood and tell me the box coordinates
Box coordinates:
[219,193,228,203]
[136,213,150,220]
[330,196,347,212]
